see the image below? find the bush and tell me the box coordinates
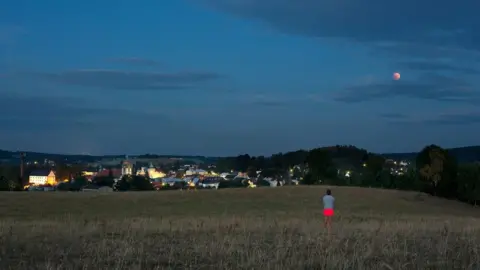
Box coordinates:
[56,182,70,191]
[0,176,19,191]
[218,179,247,189]
[71,177,88,190]
[301,173,317,185]
[256,179,271,187]
[93,176,115,187]
[56,182,81,192]
[172,181,186,190]
[114,176,154,191]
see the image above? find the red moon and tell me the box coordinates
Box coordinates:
[393,72,400,80]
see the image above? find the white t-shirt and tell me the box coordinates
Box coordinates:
[323,195,335,209]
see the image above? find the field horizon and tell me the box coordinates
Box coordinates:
[1,186,480,269]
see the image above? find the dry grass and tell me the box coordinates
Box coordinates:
[1,186,480,269]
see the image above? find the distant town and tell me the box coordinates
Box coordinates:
[0,148,414,192]
[0,144,479,193]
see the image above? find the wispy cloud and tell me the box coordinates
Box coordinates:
[250,94,291,107]
[379,112,408,120]
[19,69,225,91]
[307,94,332,103]
[0,91,185,154]
[203,0,480,67]
[246,93,329,107]
[396,60,478,74]
[334,73,478,103]
[422,112,480,125]
[374,42,480,62]
[107,57,161,67]
[0,92,169,132]
[385,111,480,126]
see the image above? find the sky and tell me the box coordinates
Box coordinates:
[0,0,479,156]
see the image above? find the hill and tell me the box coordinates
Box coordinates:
[0,149,215,164]
[0,186,478,269]
[382,145,480,163]
[1,145,480,164]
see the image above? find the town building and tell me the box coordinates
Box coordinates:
[121,157,134,175]
[29,170,56,186]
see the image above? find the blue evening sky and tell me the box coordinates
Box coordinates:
[0,0,479,156]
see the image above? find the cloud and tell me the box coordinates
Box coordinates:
[306,94,329,103]
[383,110,480,126]
[379,112,408,120]
[249,94,291,107]
[107,57,161,67]
[396,60,478,74]
[334,73,478,103]
[203,0,480,61]
[0,91,213,155]
[422,112,480,125]
[374,42,480,62]
[19,69,224,91]
[0,92,169,132]
[246,93,329,107]
[251,100,287,107]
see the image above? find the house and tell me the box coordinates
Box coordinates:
[137,167,166,178]
[29,170,56,186]
[185,169,207,176]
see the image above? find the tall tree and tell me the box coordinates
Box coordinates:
[306,148,335,184]
[456,164,480,205]
[416,145,458,197]
[235,154,251,172]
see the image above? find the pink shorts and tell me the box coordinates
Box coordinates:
[323,208,334,216]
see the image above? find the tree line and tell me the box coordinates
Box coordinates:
[215,145,382,178]
[215,144,480,205]
[2,144,480,205]
[55,174,154,192]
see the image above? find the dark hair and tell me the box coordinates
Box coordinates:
[326,189,331,195]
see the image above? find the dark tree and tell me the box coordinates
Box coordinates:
[306,148,336,183]
[114,175,153,191]
[456,164,480,205]
[93,176,115,187]
[416,145,458,198]
[235,154,251,172]
[71,176,88,190]
[246,166,257,178]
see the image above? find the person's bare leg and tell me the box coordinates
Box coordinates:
[326,216,332,234]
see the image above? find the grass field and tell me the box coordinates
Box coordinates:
[1,186,480,269]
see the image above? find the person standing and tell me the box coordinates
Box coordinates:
[322,189,335,233]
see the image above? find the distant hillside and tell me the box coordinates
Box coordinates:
[0,149,216,164]
[1,145,479,164]
[0,150,105,163]
[382,146,480,163]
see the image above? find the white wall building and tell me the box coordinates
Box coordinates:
[185,169,207,176]
[29,170,56,186]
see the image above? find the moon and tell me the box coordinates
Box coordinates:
[393,72,400,80]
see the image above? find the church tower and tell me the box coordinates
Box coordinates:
[121,155,133,175]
